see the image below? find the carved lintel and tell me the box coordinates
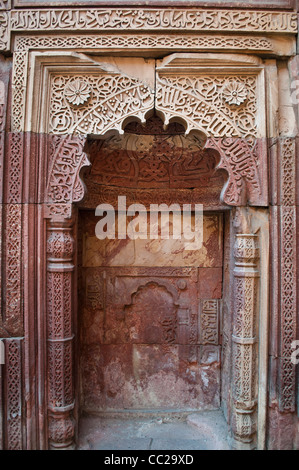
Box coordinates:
[46,218,76,450]
[231,233,259,450]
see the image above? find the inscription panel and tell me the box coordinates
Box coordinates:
[10,9,298,33]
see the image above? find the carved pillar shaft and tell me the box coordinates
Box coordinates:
[46,218,75,450]
[231,233,259,450]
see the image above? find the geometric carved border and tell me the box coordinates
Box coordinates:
[3,338,24,450]
[14,34,275,53]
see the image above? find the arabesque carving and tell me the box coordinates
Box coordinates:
[156,74,257,140]
[49,73,154,135]
[231,223,259,450]
[46,134,90,205]
[46,63,267,207]
[11,51,28,132]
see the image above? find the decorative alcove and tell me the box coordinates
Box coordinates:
[77,115,226,416]
[30,52,267,450]
[0,6,297,450]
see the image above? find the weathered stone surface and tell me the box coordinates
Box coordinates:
[267,405,296,450]
[11,0,297,9]
[0,1,298,451]
[80,210,223,268]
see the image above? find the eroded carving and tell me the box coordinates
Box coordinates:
[87,126,219,189]
[199,299,219,345]
[10,9,297,33]
[124,282,178,345]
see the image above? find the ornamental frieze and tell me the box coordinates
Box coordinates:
[49,71,259,140]
[0,8,297,52]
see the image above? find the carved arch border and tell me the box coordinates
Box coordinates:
[18,50,268,450]
[25,52,269,209]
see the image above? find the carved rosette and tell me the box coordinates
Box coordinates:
[232,234,259,449]
[46,219,76,450]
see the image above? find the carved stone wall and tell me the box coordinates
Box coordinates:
[0,1,297,451]
[79,226,223,412]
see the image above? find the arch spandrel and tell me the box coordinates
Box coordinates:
[44,53,268,208]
